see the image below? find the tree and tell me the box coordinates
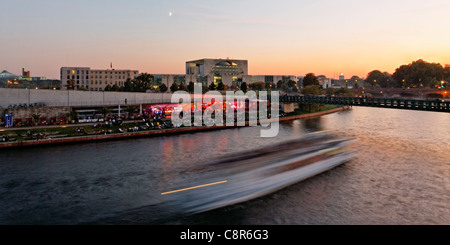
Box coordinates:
[187,82,195,93]
[104,84,112,91]
[325,87,335,96]
[348,76,361,88]
[365,70,392,88]
[178,83,188,91]
[301,85,322,95]
[217,82,225,91]
[300,85,323,112]
[392,59,444,88]
[133,73,153,92]
[335,87,353,97]
[250,82,264,91]
[111,84,120,91]
[159,83,168,93]
[208,82,217,91]
[240,82,248,93]
[123,78,134,92]
[287,80,297,89]
[202,84,210,94]
[65,78,76,90]
[170,82,179,93]
[277,80,285,89]
[302,73,319,87]
[444,66,450,82]
[230,85,240,91]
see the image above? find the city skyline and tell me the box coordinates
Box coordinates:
[1,0,449,79]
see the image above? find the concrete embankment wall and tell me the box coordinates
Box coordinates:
[0,106,351,149]
[0,88,174,108]
[0,88,256,108]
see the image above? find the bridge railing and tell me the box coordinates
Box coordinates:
[278,95,450,112]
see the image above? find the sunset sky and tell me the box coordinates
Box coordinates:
[1,0,449,79]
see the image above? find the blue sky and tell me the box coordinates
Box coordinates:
[1,0,449,79]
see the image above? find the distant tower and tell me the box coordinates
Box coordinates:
[22,66,30,78]
[339,73,344,81]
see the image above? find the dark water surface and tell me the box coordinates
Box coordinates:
[1,107,449,225]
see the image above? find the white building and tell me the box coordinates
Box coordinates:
[317,75,332,89]
[60,67,139,91]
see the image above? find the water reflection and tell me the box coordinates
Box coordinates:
[0,107,449,224]
[301,117,324,132]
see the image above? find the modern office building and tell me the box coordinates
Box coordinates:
[61,58,296,90]
[60,67,139,91]
[185,58,248,86]
[184,58,296,87]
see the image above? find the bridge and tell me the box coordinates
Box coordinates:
[278,95,450,113]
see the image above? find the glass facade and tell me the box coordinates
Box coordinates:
[210,61,244,76]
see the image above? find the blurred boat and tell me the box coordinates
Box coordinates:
[161,131,357,214]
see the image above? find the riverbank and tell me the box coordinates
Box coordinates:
[0,106,351,149]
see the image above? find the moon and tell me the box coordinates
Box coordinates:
[169,12,172,17]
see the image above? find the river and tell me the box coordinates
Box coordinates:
[0,107,449,225]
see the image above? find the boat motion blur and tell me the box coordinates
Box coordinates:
[160,131,358,215]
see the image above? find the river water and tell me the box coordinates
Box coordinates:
[0,107,449,225]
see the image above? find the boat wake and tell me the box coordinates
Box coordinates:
[160,131,358,215]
